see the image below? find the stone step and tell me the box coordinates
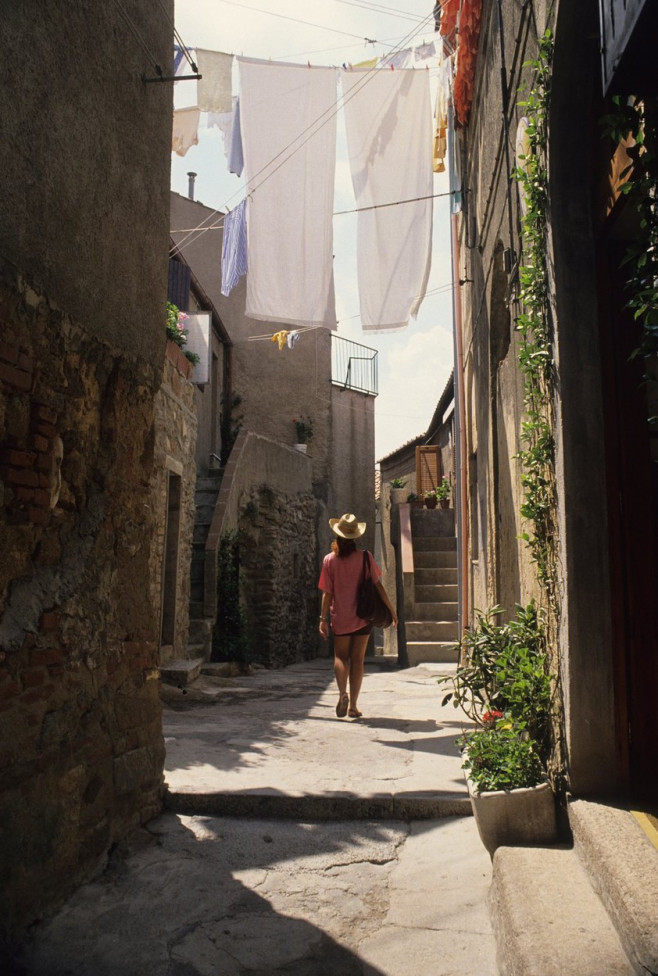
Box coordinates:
[194,489,221,505]
[415,584,458,603]
[194,504,216,525]
[569,799,658,976]
[413,550,458,569]
[411,601,458,621]
[406,620,459,641]
[415,567,458,586]
[410,509,455,537]
[406,641,459,665]
[412,536,457,551]
[190,581,204,603]
[160,658,205,686]
[490,846,633,976]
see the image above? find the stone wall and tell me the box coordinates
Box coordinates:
[239,485,318,667]
[0,269,164,941]
[150,343,198,664]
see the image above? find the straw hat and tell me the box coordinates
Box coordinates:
[329,513,366,539]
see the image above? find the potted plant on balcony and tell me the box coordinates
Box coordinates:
[437,602,557,855]
[389,477,408,505]
[424,488,438,509]
[406,491,423,508]
[292,416,313,453]
[435,476,451,509]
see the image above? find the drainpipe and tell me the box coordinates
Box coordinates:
[187,171,197,200]
[452,211,469,645]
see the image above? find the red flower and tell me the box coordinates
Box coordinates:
[482,709,503,724]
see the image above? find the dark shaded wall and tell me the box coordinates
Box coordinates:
[0,1,173,944]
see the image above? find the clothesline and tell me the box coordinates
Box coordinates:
[170,188,456,238]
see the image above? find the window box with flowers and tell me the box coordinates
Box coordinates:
[166,302,200,373]
[437,602,557,855]
[292,416,313,453]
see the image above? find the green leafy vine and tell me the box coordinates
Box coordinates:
[513,31,557,598]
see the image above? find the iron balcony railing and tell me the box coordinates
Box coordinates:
[331,333,378,396]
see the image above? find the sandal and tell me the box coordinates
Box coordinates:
[336,693,349,718]
[348,708,362,719]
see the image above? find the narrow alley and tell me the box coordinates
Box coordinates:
[15,661,497,976]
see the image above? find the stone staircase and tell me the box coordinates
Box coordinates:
[405,509,459,665]
[489,799,658,975]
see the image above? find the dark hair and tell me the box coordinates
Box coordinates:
[332,536,358,558]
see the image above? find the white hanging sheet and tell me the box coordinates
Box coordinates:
[238,59,338,328]
[341,68,433,331]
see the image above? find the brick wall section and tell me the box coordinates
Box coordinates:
[0,269,165,942]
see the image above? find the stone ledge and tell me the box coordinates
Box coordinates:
[160,658,204,686]
[489,846,632,975]
[569,798,658,976]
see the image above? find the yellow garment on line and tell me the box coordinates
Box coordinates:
[271,330,289,350]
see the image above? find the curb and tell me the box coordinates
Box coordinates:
[164,789,472,821]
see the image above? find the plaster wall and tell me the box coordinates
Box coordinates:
[0,2,172,370]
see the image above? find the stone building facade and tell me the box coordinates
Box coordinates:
[0,1,173,943]
[447,0,658,800]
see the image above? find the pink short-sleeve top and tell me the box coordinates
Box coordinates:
[318,548,381,635]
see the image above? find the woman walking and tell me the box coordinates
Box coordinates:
[318,513,397,719]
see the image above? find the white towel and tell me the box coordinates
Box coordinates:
[196,49,233,113]
[341,68,433,331]
[238,58,338,328]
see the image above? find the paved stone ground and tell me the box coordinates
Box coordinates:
[14,659,498,976]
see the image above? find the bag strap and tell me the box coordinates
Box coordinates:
[361,549,369,583]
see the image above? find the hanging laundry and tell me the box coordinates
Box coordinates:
[341,68,433,331]
[221,199,248,297]
[271,330,289,350]
[238,59,338,328]
[286,330,301,349]
[229,98,243,177]
[433,55,452,173]
[172,107,200,156]
[174,45,185,76]
[380,48,413,69]
[351,57,378,70]
[196,49,233,113]
[414,41,437,62]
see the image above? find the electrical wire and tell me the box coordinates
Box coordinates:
[329,0,423,24]
[211,0,383,42]
[110,0,164,73]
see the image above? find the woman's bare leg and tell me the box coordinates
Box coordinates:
[333,635,351,713]
[348,633,370,715]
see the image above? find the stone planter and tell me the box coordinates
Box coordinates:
[390,488,408,505]
[466,775,558,856]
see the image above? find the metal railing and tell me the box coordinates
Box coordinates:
[331,334,378,396]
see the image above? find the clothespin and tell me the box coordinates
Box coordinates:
[307,60,311,68]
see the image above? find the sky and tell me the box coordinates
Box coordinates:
[170,0,455,460]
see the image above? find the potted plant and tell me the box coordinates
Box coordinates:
[424,488,438,509]
[292,416,313,453]
[406,491,423,508]
[389,477,408,505]
[437,602,557,855]
[435,476,451,509]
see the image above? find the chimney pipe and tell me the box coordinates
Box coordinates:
[187,171,197,200]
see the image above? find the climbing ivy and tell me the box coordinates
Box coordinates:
[513,30,557,597]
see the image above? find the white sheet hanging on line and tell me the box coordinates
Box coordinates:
[238,59,338,328]
[341,68,433,331]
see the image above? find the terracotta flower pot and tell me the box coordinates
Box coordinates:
[424,497,438,509]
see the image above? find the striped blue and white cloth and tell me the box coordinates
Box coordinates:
[221,199,247,297]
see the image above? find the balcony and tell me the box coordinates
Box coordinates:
[331,334,378,396]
